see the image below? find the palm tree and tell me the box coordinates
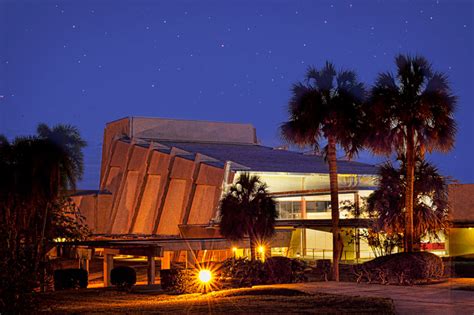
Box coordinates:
[36,123,87,191]
[0,126,88,302]
[281,62,366,281]
[367,55,456,252]
[219,173,277,261]
[367,157,450,247]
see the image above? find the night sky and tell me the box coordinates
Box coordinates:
[1,0,473,188]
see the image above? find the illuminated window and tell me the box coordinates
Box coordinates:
[277,201,301,219]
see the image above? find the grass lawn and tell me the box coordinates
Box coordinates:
[36,286,396,314]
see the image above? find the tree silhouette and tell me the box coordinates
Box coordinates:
[219,173,277,261]
[281,62,366,281]
[367,55,456,252]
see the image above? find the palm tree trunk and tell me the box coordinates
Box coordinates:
[327,135,340,281]
[405,131,415,252]
[249,233,256,261]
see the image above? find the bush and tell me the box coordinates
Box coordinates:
[160,269,197,293]
[110,266,136,290]
[219,257,307,288]
[352,252,444,285]
[264,257,307,284]
[53,268,88,290]
[313,259,331,281]
[219,258,266,287]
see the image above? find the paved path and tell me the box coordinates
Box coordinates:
[264,279,474,315]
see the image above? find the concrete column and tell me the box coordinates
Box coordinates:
[147,255,156,285]
[79,257,90,273]
[161,251,171,270]
[103,254,114,287]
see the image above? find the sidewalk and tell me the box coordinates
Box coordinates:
[266,279,474,315]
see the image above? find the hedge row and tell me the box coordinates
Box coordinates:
[352,252,444,285]
[160,257,308,293]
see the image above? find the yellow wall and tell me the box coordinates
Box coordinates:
[448,228,474,256]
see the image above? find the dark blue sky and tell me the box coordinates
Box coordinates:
[1,0,473,188]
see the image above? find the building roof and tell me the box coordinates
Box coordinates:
[155,140,378,175]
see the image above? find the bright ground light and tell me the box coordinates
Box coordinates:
[198,269,212,284]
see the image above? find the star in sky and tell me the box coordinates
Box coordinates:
[1,0,473,187]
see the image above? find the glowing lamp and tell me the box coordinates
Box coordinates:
[198,269,212,284]
[232,247,238,252]
[258,246,265,253]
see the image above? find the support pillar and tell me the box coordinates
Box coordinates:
[79,257,90,273]
[147,255,156,285]
[161,251,171,270]
[103,254,114,287]
[103,249,119,287]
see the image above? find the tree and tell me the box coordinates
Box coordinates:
[366,157,450,246]
[36,123,87,191]
[367,55,456,252]
[219,173,277,261]
[0,124,88,312]
[281,62,366,281]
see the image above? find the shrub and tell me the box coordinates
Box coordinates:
[160,269,197,293]
[264,257,307,284]
[53,268,88,290]
[219,258,266,287]
[110,266,136,290]
[219,257,307,288]
[313,259,332,281]
[352,252,444,285]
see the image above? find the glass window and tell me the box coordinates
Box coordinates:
[306,201,330,213]
[276,201,302,219]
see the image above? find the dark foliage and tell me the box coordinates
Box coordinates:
[160,269,197,294]
[281,62,367,158]
[219,257,307,287]
[219,258,267,287]
[53,268,88,290]
[281,62,366,280]
[352,252,444,285]
[367,55,457,156]
[366,54,457,252]
[264,256,307,284]
[219,173,277,261]
[0,124,88,313]
[110,266,137,290]
[367,157,450,242]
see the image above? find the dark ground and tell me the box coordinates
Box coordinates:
[36,286,396,314]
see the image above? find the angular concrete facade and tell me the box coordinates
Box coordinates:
[72,117,382,266]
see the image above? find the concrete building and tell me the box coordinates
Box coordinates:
[70,117,474,284]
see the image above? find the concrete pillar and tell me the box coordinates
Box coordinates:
[147,255,156,285]
[79,257,90,273]
[103,253,114,287]
[161,251,171,270]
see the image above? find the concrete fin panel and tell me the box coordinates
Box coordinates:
[111,171,140,234]
[187,185,217,225]
[156,179,187,235]
[131,174,161,234]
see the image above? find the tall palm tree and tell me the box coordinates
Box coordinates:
[219,173,277,261]
[281,62,366,281]
[367,55,456,252]
[36,123,87,191]
[367,157,450,245]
